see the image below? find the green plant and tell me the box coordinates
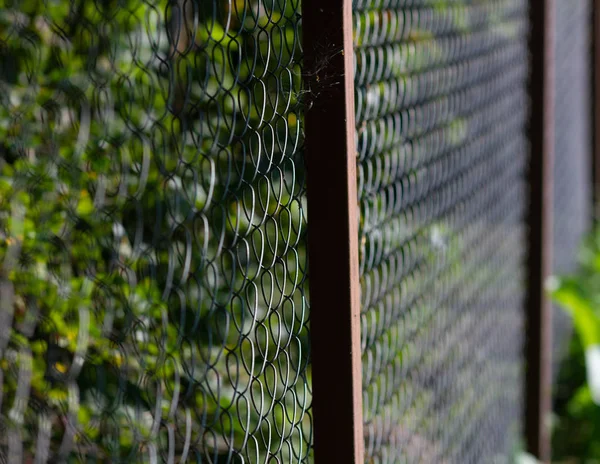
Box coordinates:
[0,0,310,461]
[550,227,600,462]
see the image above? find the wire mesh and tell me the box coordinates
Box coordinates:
[3,0,596,461]
[0,1,311,462]
[552,0,593,365]
[354,0,529,462]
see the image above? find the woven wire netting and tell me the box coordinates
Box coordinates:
[354,0,529,462]
[551,0,593,365]
[0,0,312,462]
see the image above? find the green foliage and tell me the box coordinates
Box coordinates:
[551,335,600,462]
[0,0,309,461]
[551,227,600,462]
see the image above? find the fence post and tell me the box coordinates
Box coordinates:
[301,1,364,462]
[525,0,555,460]
[594,0,600,216]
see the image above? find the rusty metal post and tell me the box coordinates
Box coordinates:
[302,1,364,463]
[525,0,555,461]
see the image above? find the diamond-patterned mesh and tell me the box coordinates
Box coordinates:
[0,1,311,462]
[552,0,593,363]
[354,1,529,462]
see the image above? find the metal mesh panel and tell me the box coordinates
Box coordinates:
[0,1,311,462]
[552,0,593,362]
[354,1,529,462]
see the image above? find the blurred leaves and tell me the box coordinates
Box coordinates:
[0,0,310,461]
[551,227,600,462]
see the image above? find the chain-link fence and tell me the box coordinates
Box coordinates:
[0,0,596,463]
[0,1,310,462]
[354,1,529,462]
[552,0,593,367]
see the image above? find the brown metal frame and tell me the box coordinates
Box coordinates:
[303,0,562,461]
[302,0,364,462]
[525,0,555,460]
[594,0,600,216]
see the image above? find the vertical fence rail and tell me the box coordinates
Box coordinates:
[526,0,555,460]
[302,1,364,462]
[595,0,600,215]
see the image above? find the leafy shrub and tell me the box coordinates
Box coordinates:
[550,227,600,462]
[0,0,310,461]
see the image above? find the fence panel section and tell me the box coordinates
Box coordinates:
[552,0,594,362]
[354,1,531,462]
[0,1,311,462]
